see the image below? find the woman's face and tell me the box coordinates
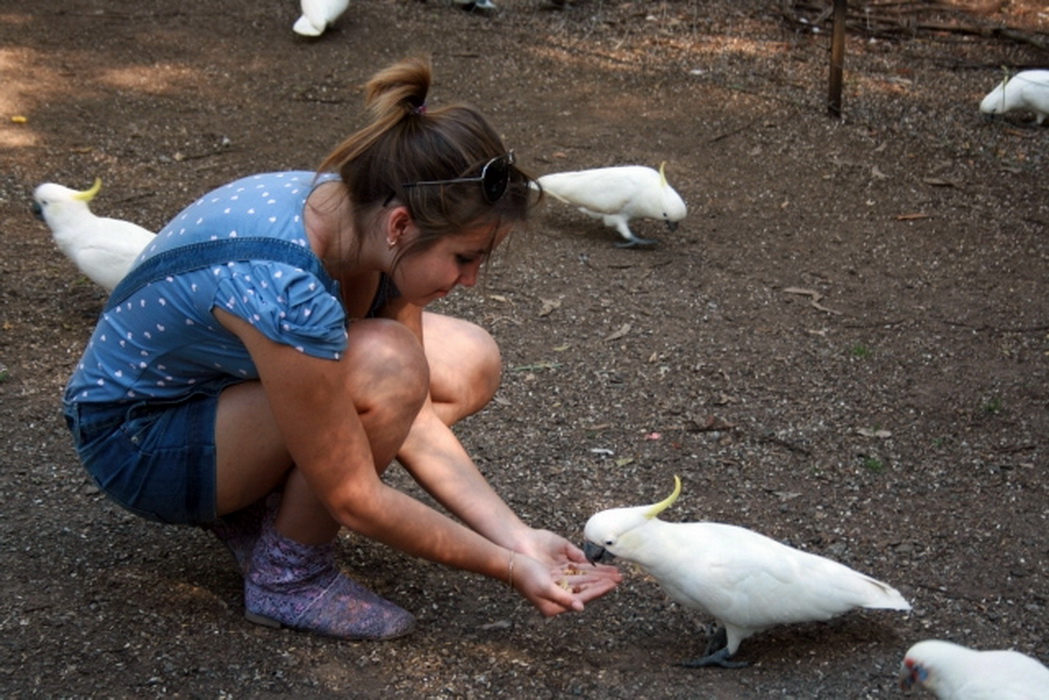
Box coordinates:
[392,223,510,305]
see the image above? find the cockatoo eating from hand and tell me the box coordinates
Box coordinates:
[536,163,687,247]
[899,639,1049,699]
[583,475,911,668]
[293,0,349,37]
[31,178,156,292]
[979,69,1049,125]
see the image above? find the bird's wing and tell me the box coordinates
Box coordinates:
[73,240,149,291]
[69,220,154,290]
[643,523,906,632]
[99,218,156,243]
[538,168,656,216]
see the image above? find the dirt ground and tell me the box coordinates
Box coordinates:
[2,0,1048,697]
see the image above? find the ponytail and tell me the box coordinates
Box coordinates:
[317,56,536,253]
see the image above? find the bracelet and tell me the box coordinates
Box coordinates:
[507,550,516,590]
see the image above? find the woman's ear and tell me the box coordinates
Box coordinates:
[385,205,415,248]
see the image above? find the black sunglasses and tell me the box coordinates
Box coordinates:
[401,151,515,204]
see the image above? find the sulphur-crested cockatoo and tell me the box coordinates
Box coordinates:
[31,178,156,292]
[583,476,911,668]
[536,163,687,247]
[293,0,349,36]
[979,69,1049,125]
[899,639,1049,699]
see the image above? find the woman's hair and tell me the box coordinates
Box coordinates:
[318,56,536,261]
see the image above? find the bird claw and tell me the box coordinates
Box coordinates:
[614,236,659,248]
[678,647,750,669]
[675,624,750,668]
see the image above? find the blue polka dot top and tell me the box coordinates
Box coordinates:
[65,172,355,404]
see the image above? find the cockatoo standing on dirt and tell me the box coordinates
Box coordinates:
[583,476,911,668]
[31,178,156,292]
[293,0,349,36]
[899,639,1049,699]
[536,163,687,247]
[979,69,1049,125]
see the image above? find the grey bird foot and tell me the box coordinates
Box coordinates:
[678,647,750,669]
[614,236,659,248]
[676,624,750,669]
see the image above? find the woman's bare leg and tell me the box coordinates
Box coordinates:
[213,319,429,545]
[421,311,501,427]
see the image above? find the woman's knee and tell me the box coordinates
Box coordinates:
[463,323,502,406]
[426,318,502,421]
[347,320,430,414]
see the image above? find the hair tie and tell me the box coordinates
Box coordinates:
[412,102,427,116]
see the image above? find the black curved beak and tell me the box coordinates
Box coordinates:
[583,541,615,565]
[30,201,43,221]
[665,220,678,232]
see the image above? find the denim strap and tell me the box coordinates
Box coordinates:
[104,237,338,312]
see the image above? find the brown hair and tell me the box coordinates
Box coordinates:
[318,56,536,262]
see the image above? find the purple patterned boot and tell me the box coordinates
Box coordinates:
[244,517,416,641]
[202,492,279,575]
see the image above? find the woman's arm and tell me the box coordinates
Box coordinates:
[380,300,622,602]
[215,308,596,614]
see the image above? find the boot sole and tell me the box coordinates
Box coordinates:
[244,610,283,629]
[244,609,416,640]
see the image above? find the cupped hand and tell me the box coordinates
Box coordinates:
[510,528,623,617]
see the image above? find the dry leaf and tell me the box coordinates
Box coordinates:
[538,298,561,317]
[604,323,632,341]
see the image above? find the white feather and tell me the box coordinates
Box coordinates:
[536,164,687,246]
[583,478,910,659]
[900,639,1049,699]
[32,180,156,292]
[294,0,349,37]
[979,69,1049,125]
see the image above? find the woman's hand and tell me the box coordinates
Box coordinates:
[510,529,622,616]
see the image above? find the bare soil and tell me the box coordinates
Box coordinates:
[1,1,1047,697]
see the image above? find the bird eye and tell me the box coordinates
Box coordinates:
[604,539,614,546]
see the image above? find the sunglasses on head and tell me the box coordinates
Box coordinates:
[401,151,515,204]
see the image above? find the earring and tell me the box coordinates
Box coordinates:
[387,238,397,249]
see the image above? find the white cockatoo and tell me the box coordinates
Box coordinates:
[536,163,687,247]
[583,476,911,668]
[293,0,349,37]
[31,178,156,292]
[899,639,1049,699]
[979,69,1049,125]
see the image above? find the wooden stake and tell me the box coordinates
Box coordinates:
[828,0,847,118]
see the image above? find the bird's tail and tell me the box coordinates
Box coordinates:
[859,576,911,611]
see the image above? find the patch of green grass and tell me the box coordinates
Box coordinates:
[849,344,873,359]
[862,456,885,473]
[981,395,1003,415]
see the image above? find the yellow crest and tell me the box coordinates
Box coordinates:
[72,178,102,202]
[644,475,681,519]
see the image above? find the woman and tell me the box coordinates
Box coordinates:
[63,56,620,640]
